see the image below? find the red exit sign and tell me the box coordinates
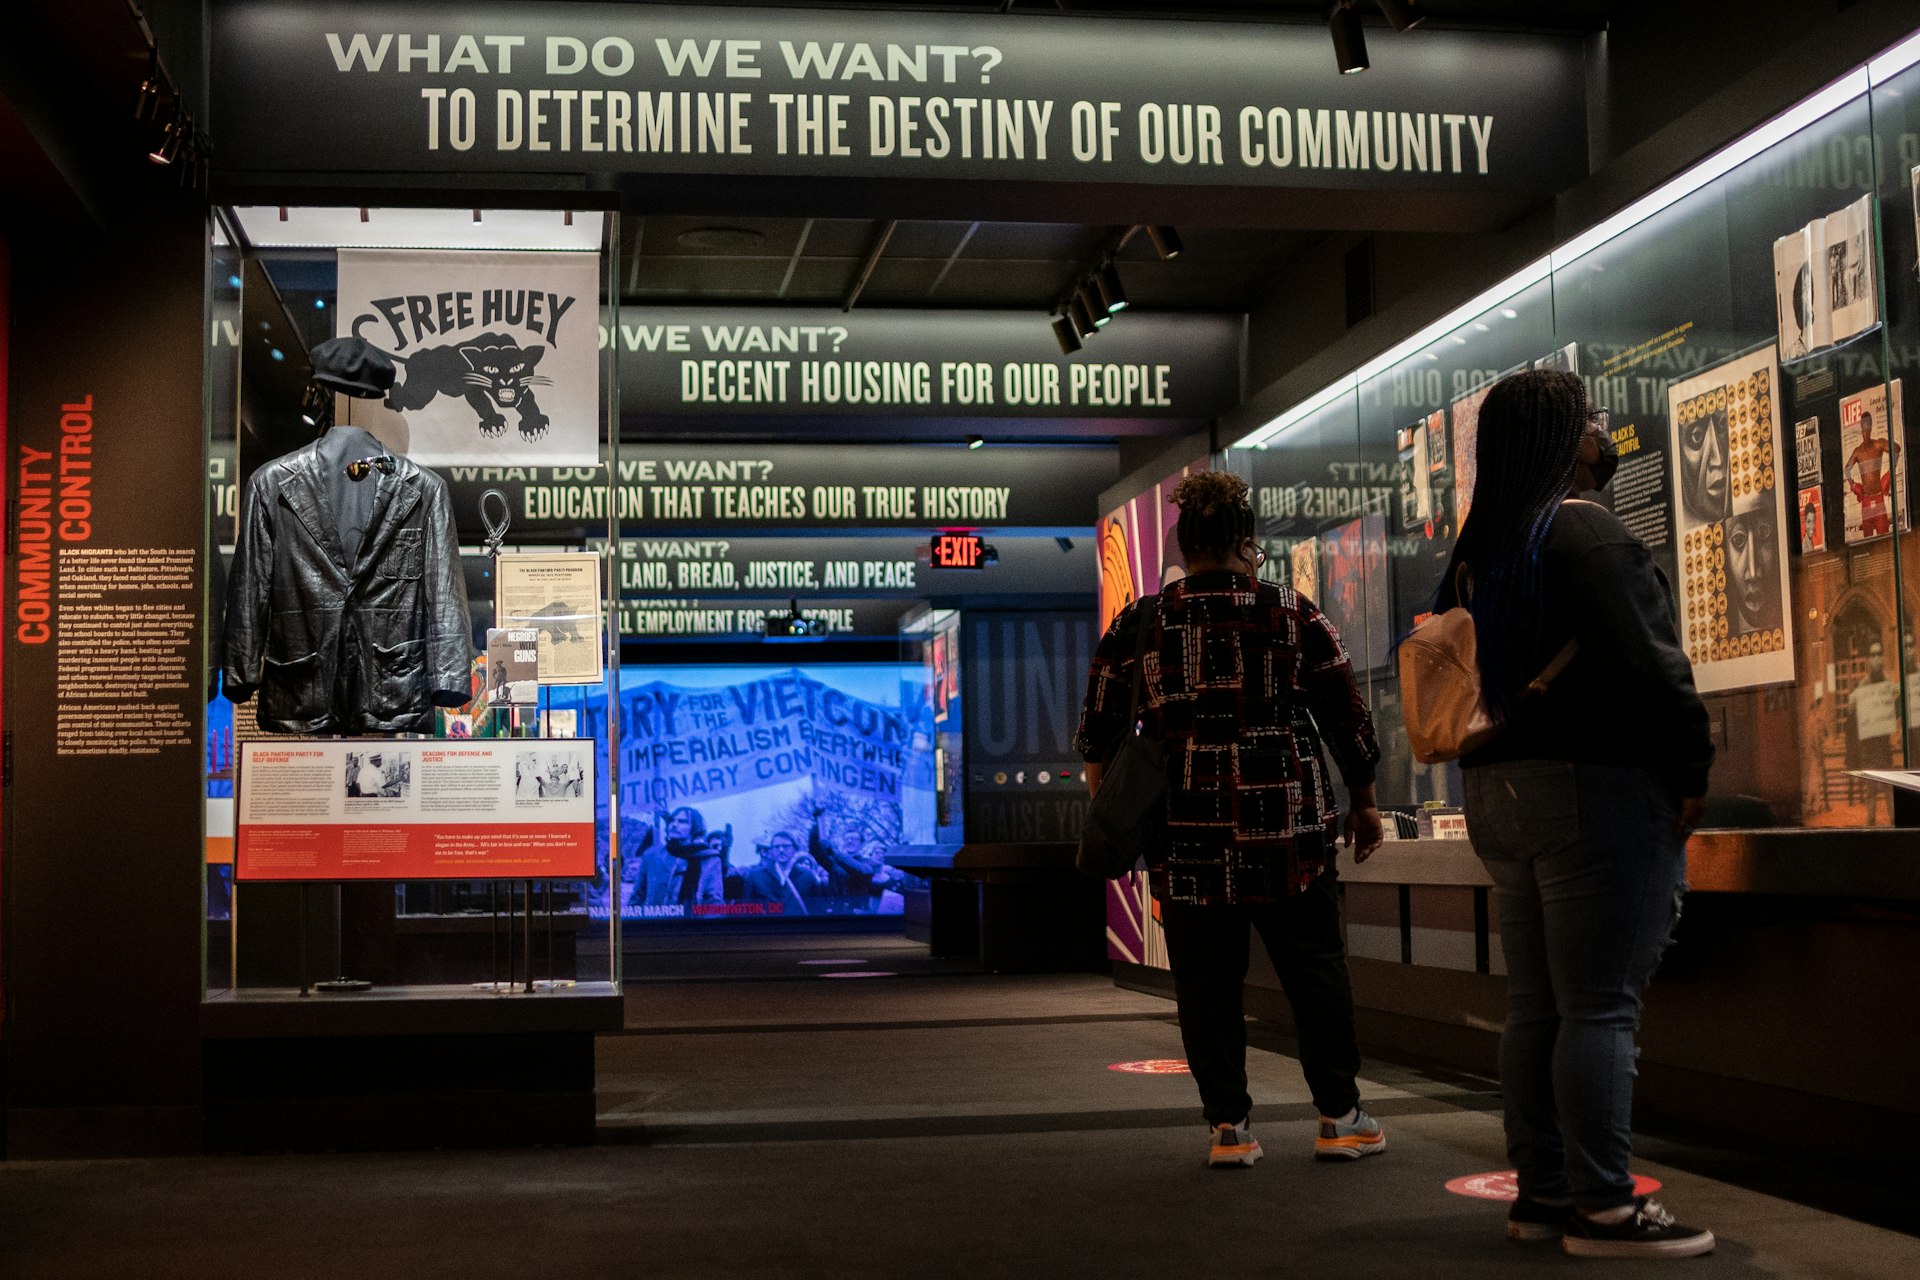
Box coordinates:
[930,532,989,570]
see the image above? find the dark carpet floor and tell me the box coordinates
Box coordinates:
[3,931,1916,1279]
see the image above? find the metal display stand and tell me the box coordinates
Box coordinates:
[313,883,373,993]
[289,880,372,996]
[463,489,579,995]
[472,877,571,994]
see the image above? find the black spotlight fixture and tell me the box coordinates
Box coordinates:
[148,112,186,165]
[1329,2,1369,75]
[177,128,204,188]
[1076,284,1110,328]
[1052,314,1083,354]
[1374,0,1426,33]
[133,52,162,120]
[1068,294,1099,339]
[1095,263,1130,314]
[1146,225,1183,261]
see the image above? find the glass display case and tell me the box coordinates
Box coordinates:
[900,603,967,845]
[1224,57,1920,833]
[204,206,623,999]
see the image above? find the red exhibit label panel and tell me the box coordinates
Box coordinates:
[236,739,596,880]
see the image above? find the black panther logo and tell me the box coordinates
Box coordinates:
[530,601,586,644]
[385,332,552,439]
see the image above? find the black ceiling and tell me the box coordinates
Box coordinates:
[590,0,1616,315]
[621,216,1326,311]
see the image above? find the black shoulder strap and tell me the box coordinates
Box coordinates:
[1126,596,1159,721]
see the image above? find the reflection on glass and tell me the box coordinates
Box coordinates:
[1225,69,1920,831]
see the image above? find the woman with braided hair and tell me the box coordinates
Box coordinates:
[1075,469,1387,1170]
[1440,369,1715,1258]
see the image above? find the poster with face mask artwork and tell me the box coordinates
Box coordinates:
[1666,346,1793,694]
[337,249,600,467]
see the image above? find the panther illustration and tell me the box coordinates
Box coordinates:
[529,600,586,644]
[385,332,552,439]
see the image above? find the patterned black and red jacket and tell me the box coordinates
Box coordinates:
[1073,570,1380,905]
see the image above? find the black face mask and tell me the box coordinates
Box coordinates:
[1585,422,1620,490]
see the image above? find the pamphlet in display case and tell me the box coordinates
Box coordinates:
[495,551,606,685]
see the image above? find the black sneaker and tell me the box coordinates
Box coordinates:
[1562,1197,1716,1258]
[1507,1196,1574,1242]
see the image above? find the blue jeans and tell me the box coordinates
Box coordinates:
[1463,760,1688,1211]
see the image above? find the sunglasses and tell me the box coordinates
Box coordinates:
[345,454,397,481]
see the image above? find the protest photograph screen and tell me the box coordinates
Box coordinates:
[592,662,938,922]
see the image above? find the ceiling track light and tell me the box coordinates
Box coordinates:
[1095,263,1129,313]
[1051,315,1083,354]
[177,131,206,188]
[965,434,985,450]
[148,113,187,165]
[1374,0,1426,33]
[1075,285,1110,328]
[1329,2,1370,75]
[1145,225,1183,260]
[1068,294,1099,339]
[133,52,161,120]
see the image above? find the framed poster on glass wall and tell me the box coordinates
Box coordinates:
[1666,346,1793,694]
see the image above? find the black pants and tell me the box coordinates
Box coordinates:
[1159,870,1363,1127]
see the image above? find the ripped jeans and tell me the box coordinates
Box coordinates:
[1463,761,1689,1211]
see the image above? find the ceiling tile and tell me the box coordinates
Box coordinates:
[882,220,979,258]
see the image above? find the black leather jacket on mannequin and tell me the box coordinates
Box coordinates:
[224,427,473,733]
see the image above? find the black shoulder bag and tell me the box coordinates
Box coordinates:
[1075,600,1168,880]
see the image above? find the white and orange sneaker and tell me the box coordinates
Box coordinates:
[1313,1106,1386,1161]
[1207,1119,1263,1168]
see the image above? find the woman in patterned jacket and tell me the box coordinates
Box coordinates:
[1076,470,1386,1169]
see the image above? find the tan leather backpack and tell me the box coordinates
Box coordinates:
[1399,567,1576,764]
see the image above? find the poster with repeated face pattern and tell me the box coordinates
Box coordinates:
[1450,382,1493,532]
[1666,347,1793,694]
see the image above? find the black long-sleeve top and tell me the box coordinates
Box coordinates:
[1453,500,1715,797]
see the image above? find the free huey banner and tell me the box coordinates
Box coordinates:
[338,249,601,467]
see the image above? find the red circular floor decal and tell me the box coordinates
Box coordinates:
[1107,1059,1190,1074]
[1445,1171,1662,1201]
